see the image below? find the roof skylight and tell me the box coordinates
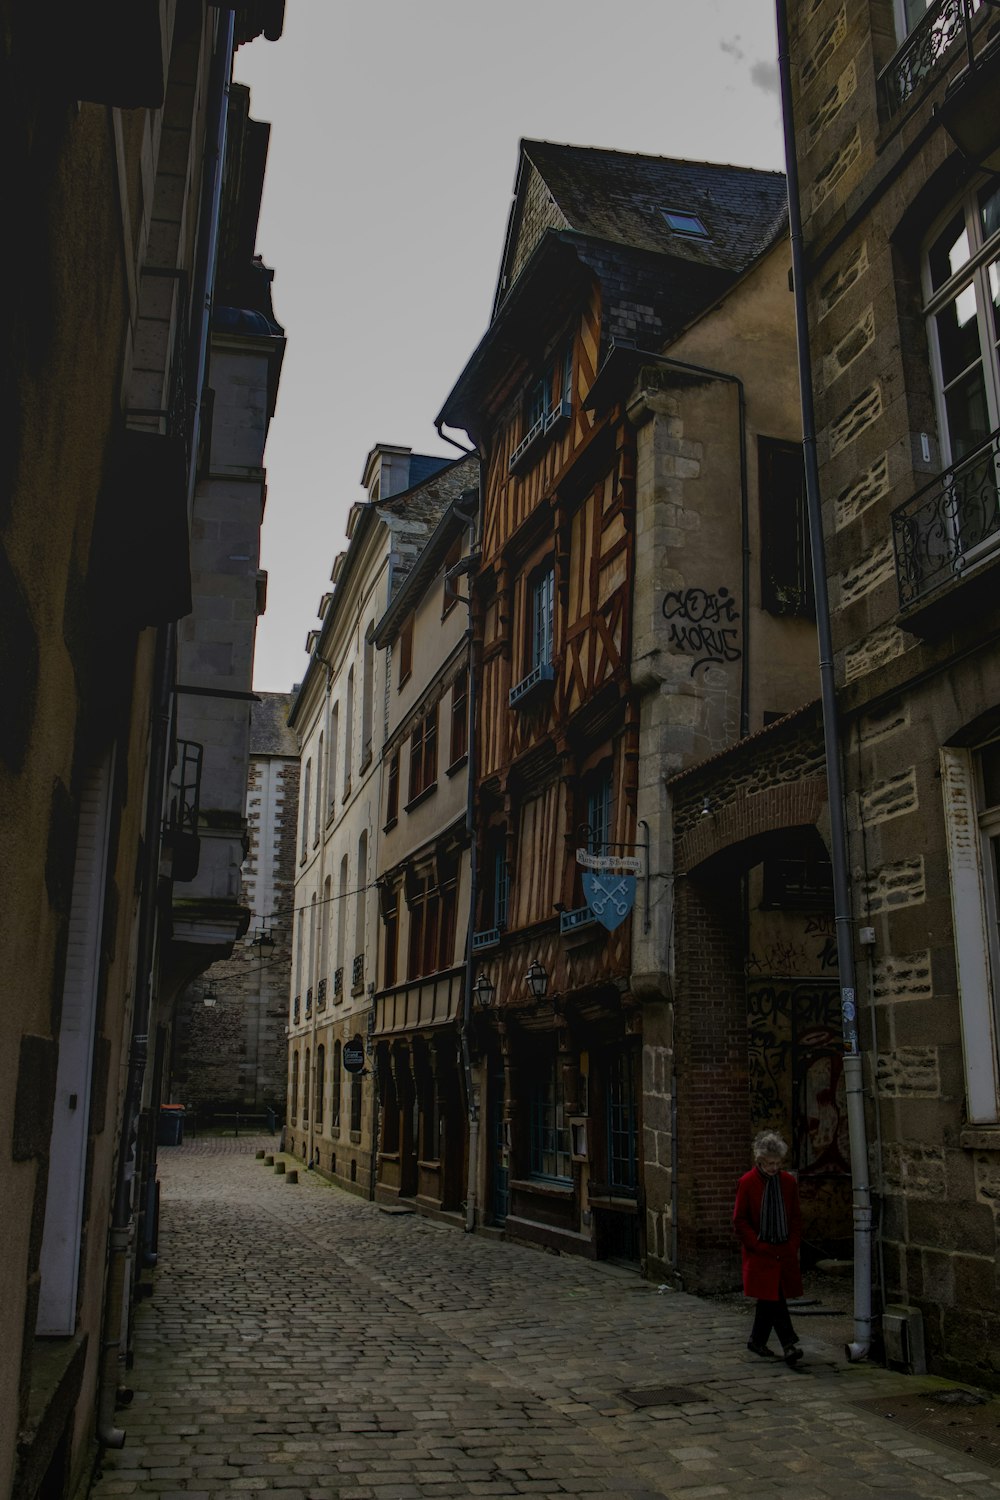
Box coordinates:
[661,209,710,239]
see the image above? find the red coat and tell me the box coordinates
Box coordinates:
[733,1167,803,1301]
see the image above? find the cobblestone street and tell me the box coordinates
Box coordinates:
[90,1139,1000,1500]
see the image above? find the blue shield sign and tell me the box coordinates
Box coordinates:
[582,870,636,932]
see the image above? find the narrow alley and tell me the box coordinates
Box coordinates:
[91,1140,1000,1500]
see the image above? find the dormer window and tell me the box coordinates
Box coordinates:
[662,209,709,239]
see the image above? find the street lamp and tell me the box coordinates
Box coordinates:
[525,959,548,1000]
[203,980,218,1008]
[473,971,496,1009]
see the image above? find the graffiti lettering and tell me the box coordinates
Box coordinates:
[661,586,741,676]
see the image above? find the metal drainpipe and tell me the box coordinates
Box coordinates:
[454,470,484,1233]
[626,351,751,737]
[776,0,872,1361]
[98,626,174,1448]
[98,10,237,1448]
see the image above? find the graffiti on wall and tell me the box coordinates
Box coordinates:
[746,981,850,1178]
[661,586,741,676]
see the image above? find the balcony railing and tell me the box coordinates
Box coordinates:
[292,996,300,1025]
[305,987,313,1018]
[559,904,598,935]
[892,427,1000,608]
[352,953,365,992]
[317,977,327,1011]
[878,0,984,119]
[472,927,501,952]
[334,966,343,997]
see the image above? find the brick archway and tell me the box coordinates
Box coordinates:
[677,777,827,874]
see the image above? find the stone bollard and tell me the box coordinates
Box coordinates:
[264,1154,274,1165]
[255,1149,265,1159]
[286,1170,298,1184]
[274,1160,285,1175]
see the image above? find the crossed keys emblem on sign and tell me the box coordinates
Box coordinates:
[576,847,642,932]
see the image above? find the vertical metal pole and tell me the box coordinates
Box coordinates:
[776,0,873,1360]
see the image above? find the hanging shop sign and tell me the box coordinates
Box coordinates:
[576,848,640,932]
[343,1035,366,1074]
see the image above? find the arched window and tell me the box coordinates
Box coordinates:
[328,701,339,818]
[315,733,323,843]
[315,1045,325,1128]
[332,1040,342,1127]
[302,1047,310,1123]
[291,1050,300,1124]
[344,667,354,795]
[301,758,312,856]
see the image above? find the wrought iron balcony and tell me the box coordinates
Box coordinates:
[317,977,327,1011]
[305,987,313,1017]
[877,0,986,120]
[293,995,300,1024]
[892,427,1000,609]
[352,953,365,992]
[559,904,598,935]
[334,966,343,997]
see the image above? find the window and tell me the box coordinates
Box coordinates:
[315,1045,325,1128]
[290,1050,299,1123]
[336,855,348,980]
[662,208,709,238]
[531,567,555,669]
[894,0,980,42]
[386,749,400,826]
[442,535,462,617]
[343,668,354,796]
[761,829,834,910]
[302,1047,310,1123]
[759,438,813,617]
[407,873,440,980]
[408,704,438,804]
[942,735,1000,1123]
[327,702,339,817]
[398,614,413,687]
[314,735,323,843]
[300,758,312,858]
[926,182,1000,465]
[331,1040,342,1127]
[510,345,573,474]
[320,876,331,991]
[607,1048,639,1193]
[528,1043,572,1182]
[361,627,374,764]
[381,883,399,987]
[355,831,367,975]
[449,668,468,766]
[586,766,613,855]
[350,1070,363,1134]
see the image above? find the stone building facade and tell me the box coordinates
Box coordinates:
[285,449,476,1198]
[784,0,1000,1384]
[0,6,283,1497]
[172,692,298,1120]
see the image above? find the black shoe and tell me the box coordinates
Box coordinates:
[747,1339,775,1357]
[783,1343,803,1365]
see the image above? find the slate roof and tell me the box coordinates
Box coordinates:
[250,691,297,756]
[515,140,788,282]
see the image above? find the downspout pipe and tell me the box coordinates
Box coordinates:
[98,11,237,1449]
[776,0,873,1361]
[625,350,750,737]
[456,468,484,1232]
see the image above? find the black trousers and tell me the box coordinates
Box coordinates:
[750,1293,798,1348]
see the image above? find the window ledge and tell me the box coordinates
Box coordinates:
[341,779,352,804]
[509,1176,573,1199]
[398,669,412,691]
[445,753,468,777]
[960,1126,1000,1151]
[404,781,437,813]
[360,746,373,772]
[349,1130,362,1145]
[383,815,398,834]
[509,661,555,708]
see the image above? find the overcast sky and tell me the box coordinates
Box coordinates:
[236,1,786,693]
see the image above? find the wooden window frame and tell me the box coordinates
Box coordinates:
[385,749,400,829]
[407,703,438,807]
[398,614,413,689]
[449,668,468,768]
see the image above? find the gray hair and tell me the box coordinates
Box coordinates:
[753,1130,789,1161]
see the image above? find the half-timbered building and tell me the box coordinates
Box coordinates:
[438,142,799,1263]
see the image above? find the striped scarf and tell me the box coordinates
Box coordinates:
[758,1169,788,1244]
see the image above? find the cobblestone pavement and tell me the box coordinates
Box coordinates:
[90,1138,1000,1500]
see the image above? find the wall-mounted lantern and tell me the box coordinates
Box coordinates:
[525,959,548,1000]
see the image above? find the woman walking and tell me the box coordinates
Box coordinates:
[733,1130,804,1365]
